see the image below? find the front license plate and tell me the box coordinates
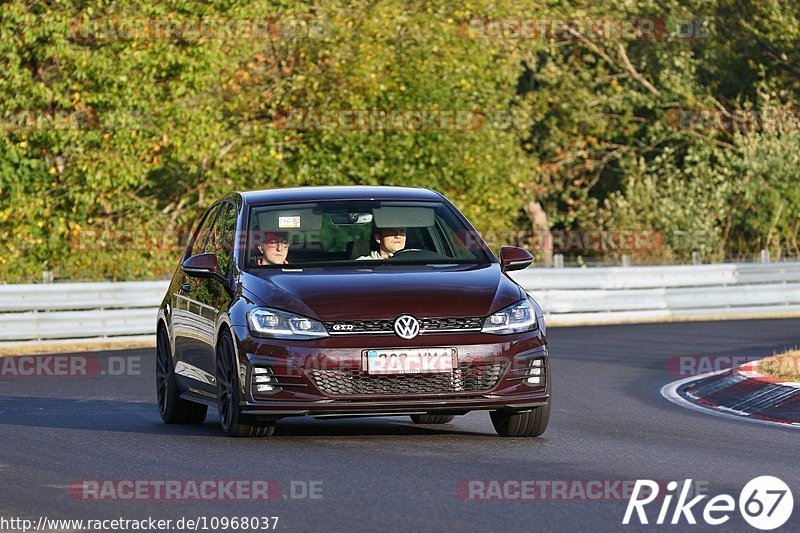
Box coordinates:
[365,348,456,375]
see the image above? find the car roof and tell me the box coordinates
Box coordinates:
[238,185,444,205]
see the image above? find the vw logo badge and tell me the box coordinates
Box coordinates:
[394,315,420,339]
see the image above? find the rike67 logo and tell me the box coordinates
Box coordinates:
[623,476,793,530]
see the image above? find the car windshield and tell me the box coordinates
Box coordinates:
[243,200,492,268]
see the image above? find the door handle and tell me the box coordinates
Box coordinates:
[180,283,192,293]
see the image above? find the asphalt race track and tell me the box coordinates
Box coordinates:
[1,319,798,532]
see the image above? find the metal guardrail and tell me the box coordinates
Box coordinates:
[0,281,168,342]
[512,262,800,325]
[1,262,799,344]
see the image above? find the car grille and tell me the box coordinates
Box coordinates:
[325,317,483,335]
[309,363,507,396]
[421,317,483,331]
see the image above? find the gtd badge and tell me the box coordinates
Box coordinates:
[394,315,420,339]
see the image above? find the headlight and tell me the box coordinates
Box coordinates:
[247,307,329,339]
[481,299,538,335]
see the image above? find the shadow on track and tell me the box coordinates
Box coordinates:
[271,417,495,438]
[0,395,496,438]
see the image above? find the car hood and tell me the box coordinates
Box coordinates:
[239,263,524,321]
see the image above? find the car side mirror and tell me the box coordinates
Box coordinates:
[182,253,222,280]
[500,246,533,271]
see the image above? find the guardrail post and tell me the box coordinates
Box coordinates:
[42,270,54,283]
[621,255,631,267]
[553,254,564,269]
[760,249,771,263]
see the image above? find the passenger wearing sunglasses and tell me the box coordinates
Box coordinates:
[256,231,290,265]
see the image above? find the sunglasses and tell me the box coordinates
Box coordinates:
[263,238,289,248]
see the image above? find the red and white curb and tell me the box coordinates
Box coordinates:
[661,359,800,429]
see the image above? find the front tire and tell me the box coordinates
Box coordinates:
[410,414,455,424]
[216,331,275,438]
[156,327,207,424]
[490,404,550,437]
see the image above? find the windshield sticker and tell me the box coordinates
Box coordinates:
[279,216,301,228]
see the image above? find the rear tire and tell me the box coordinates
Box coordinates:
[490,404,550,437]
[216,331,275,438]
[156,327,208,424]
[410,414,455,424]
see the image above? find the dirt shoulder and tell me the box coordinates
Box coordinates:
[758,350,800,383]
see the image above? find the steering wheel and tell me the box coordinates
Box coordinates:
[392,248,424,255]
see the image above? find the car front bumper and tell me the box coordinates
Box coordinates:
[231,326,550,419]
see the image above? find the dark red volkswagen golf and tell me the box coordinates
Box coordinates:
[156,186,550,437]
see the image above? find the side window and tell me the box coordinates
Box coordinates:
[190,204,221,256]
[206,203,237,277]
[407,226,435,252]
[436,217,472,259]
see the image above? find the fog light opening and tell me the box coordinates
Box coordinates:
[524,358,546,386]
[251,366,278,394]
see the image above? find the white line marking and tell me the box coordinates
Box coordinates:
[660,371,800,431]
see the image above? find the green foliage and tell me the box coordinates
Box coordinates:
[511,0,800,263]
[1,0,529,281]
[1,0,798,281]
